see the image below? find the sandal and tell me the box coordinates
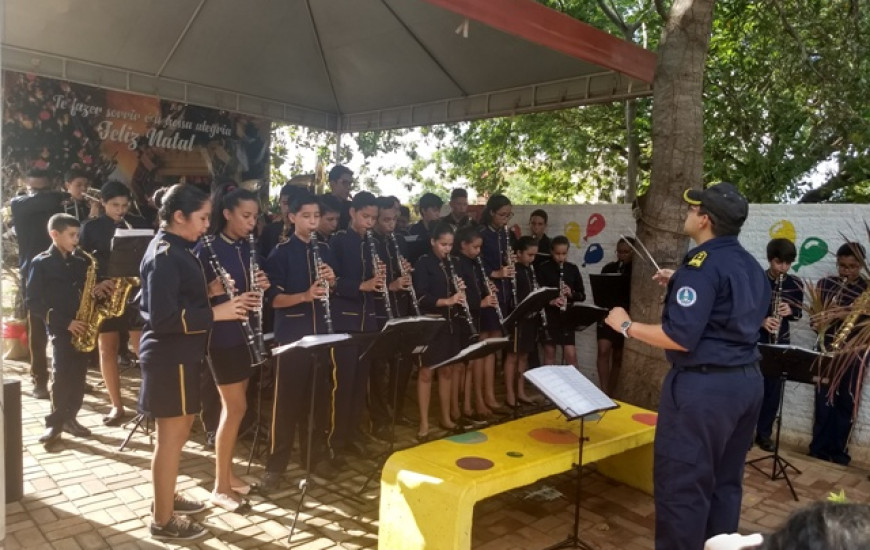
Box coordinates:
[102,408,126,426]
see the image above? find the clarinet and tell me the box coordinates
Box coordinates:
[309,232,333,334]
[367,230,393,321]
[476,256,505,326]
[503,227,518,308]
[558,263,567,312]
[247,233,267,357]
[389,232,421,316]
[530,264,549,330]
[769,273,784,344]
[446,255,478,341]
[202,235,266,366]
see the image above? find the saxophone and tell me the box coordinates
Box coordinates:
[98,277,138,319]
[830,284,870,351]
[71,248,104,352]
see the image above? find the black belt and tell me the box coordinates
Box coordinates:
[674,364,756,374]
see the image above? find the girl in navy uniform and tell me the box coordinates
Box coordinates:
[476,194,515,415]
[197,183,269,511]
[139,184,249,541]
[503,236,540,408]
[453,225,497,422]
[538,235,586,368]
[79,180,151,426]
[412,222,465,441]
[261,192,336,491]
[595,238,633,396]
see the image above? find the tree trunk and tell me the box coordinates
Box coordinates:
[624,99,640,203]
[616,0,717,409]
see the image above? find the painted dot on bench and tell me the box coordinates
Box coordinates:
[456,456,494,471]
[447,431,488,444]
[632,413,658,426]
[506,451,524,458]
[528,428,578,444]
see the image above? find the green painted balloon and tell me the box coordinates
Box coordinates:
[792,237,828,272]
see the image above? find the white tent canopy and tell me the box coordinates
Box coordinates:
[2,0,656,132]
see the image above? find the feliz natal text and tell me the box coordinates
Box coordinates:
[96,121,196,151]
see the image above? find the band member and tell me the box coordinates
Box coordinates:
[440,188,474,230]
[62,168,101,221]
[809,242,868,465]
[454,225,498,420]
[368,197,415,441]
[197,183,268,511]
[528,209,551,266]
[27,214,91,448]
[396,205,411,236]
[477,194,516,415]
[595,238,634,395]
[261,192,336,492]
[504,236,540,407]
[412,222,464,441]
[139,184,248,541]
[79,181,150,426]
[317,193,343,241]
[329,191,382,461]
[259,183,307,258]
[406,192,444,264]
[538,235,586,368]
[754,238,803,452]
[328,165,354,231]
[10,168,65,399]
[605,182,768,550]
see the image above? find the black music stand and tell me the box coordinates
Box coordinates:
[503,287,560,333]
[271,333,360,543]
[524,366,619,550]
[246,332,275,473]
[589,273,630,311]
[356,316,446,494]
[561,304,608,333]
[107,231,153,451]
[430,336,514,424]
[745,345,830,501]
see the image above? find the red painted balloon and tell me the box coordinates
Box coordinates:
[584,213,606,240]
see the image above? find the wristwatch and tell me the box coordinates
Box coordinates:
[620,320,633,338]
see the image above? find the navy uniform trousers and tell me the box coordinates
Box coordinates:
[45,335,89,429]
[654,365,763,550]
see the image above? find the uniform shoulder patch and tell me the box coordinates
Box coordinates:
[676,286,697,307]
[687,251,708,268]
[155,239,171,256]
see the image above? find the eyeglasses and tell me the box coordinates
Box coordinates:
[495,211,514,220]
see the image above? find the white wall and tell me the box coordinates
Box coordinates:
[507,203,870,455]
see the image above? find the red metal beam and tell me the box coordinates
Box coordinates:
[421,0,656,84]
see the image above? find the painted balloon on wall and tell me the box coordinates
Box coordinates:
[792,237,829,272]
[564,222,582,246]
[583,243,604,267]
[769,220,796,243]
[584,213,605,241]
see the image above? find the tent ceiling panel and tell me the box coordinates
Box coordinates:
[2,0,656,132]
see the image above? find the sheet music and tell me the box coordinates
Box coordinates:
[524,365,618,420]
[463,336,510,355]
[113,228,155,238]
[272,333,351,356]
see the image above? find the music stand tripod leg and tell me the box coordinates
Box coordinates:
[542,419,594,550]
[118,413,148,451]
[288,352,320,543]
[246,362,267,475]
[358,351,404,495]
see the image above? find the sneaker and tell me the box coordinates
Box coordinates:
[150,514,207,541]
[32,386,50,400]
[63,420,92,438]
[755,435,775,453]
[204,431,216,450]
[151,493,207,515]
[259,471,281,494]
[210,491,247,512]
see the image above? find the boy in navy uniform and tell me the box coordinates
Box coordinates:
[809,242,868,465]
[261,192,336,491]
[440,188,474,231]
[406,192,444,264]
[605,182,769,550]
[62,168,100,222]
[328,191,383,460]
[27,214,92,447]
[754,238,803,452]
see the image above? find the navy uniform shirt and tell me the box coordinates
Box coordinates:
[439,213,475,232]
[63,198,93,222]
[456,254,484,318]
[758,272,803,345]
[26,245,89,338]
[479,225,517,312]
[329,229,378,333]
[259,220,290,259]
[413,253,460,327]
[662,235,770,367]
[532,234,552,267]
[265,234,336,344]
[816,275,868,348]
[10,190,65,272]
[405,220,432,265]
[79,214,151,280]
[196,233,259,350]
[139,230,213,366]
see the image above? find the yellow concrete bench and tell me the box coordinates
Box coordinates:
[378,401,657,550]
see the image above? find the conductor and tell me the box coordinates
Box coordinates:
[605,182,769,550]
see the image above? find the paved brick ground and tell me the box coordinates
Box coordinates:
[3,359,870,549]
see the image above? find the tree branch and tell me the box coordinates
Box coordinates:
[653,0,670,22]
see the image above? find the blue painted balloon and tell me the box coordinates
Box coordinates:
[583,243,604,267]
